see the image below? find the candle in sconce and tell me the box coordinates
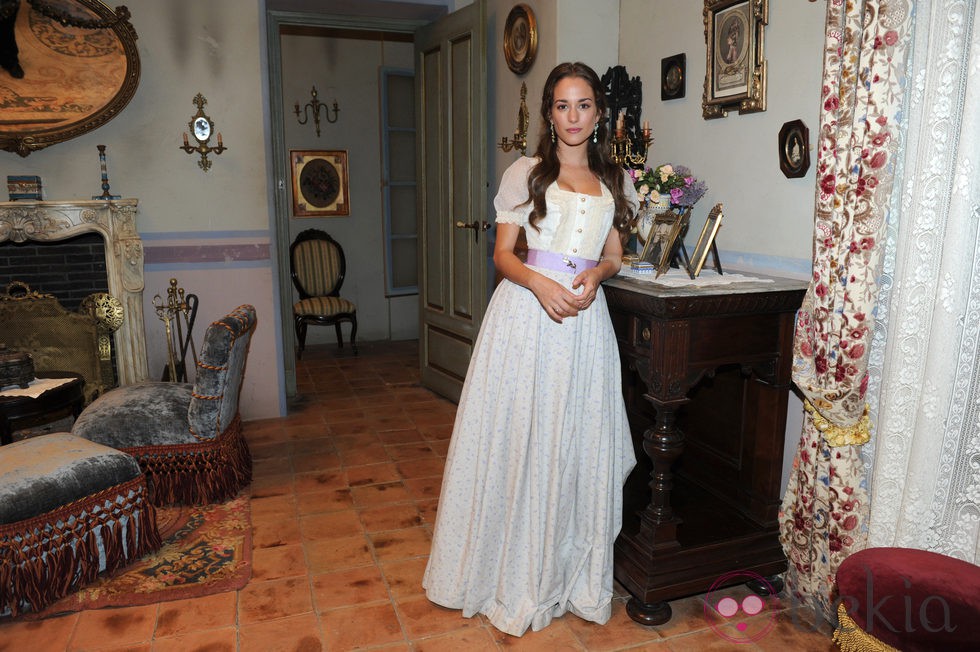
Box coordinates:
[182,132,188,146]
[217,133,223,147]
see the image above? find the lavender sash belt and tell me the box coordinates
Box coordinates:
[525,249,598,272]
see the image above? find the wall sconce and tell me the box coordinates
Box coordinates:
[498,82,529,155]
[179,93,226,172]
[294,86,340,137]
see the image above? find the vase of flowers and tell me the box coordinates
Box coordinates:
[628,164,707,251]
[630,163,707,208]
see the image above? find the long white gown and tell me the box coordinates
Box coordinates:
[422,157,638,636]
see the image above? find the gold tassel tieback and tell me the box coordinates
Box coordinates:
[833,602,900,652]
[804,400,872,447]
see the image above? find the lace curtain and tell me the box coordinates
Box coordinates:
[778,0,913,617]
[864,1,980,563]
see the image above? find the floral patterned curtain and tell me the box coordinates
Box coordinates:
[778,0,914,617]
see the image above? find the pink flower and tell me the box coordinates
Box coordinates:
[824,95,840,111]
[848,343,866,359]
[884,30,899,46]
[870,151,888,168]
[815,283,828,298]
[670,187,684,202]
[876,115,888,126]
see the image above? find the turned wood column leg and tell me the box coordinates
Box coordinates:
[638,402,685,545]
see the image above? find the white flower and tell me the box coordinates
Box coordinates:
[638,184,650,196]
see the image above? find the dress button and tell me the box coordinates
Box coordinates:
[572,248,578,253]
[576,228,583,233]
[580,209,585,214]
[580,197,586,202]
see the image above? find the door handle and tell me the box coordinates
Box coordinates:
[455,220,491,244]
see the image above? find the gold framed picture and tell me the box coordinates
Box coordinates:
[639,210,688,278]
[689,204,724,277]
[703,0,768,119]
[290,150,350,217]
[503,4,538,75]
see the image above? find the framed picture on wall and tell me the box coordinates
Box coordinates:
[661,53,686,101]
[702,0,768,119]
[290,150,350,216]
[778,119,810,178]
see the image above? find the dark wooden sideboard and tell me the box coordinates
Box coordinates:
[603,274,807,625]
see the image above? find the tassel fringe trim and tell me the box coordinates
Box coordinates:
[0,475,162,618]
[833,602,900,652]
[124,414,252,506]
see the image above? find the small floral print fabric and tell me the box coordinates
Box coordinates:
[423,157,637,636]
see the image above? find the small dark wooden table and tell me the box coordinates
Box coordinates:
[0,372,85,445]
[604,274,807,626]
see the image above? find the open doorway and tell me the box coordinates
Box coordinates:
[266,5,444,396]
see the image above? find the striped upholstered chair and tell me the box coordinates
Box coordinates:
[289,229,358,357]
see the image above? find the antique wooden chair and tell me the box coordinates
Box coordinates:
[71,305,256,505]
[289,229,358,357]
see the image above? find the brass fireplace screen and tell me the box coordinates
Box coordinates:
[0,281,122,402]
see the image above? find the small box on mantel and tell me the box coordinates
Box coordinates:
[7,175,42,201]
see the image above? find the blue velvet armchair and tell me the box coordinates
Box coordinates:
[72,305,257,505]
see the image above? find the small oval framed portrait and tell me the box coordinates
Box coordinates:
[778,120,810,178]
[503,4,537,75]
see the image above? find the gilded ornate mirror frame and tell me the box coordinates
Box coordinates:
[0,0,140,157]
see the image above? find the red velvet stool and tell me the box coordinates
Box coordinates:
[834,547,980,652]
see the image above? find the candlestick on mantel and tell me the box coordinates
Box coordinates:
[92,144,121,200]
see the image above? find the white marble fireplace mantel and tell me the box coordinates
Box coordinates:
[0,199,149,385]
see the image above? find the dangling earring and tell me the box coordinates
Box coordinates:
[592,123,599,144]
[550,122,556,143]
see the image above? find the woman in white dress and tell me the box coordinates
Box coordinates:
[423,62,639,637]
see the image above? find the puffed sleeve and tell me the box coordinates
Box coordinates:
[622,168,640,215]
[493,156,537,226]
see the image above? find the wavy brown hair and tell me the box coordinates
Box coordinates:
[523,62,634,238]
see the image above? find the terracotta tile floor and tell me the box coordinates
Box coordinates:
[0,341,838,651]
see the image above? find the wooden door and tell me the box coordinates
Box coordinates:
[415,1,488,402]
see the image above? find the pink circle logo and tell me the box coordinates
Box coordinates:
[703,571,778,643]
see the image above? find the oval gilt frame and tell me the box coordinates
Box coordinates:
[503,4,537,75]
[0,0,140,157]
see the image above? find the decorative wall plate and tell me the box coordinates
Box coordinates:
[503,4,537,75]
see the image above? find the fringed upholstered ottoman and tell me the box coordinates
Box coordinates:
[0,433,161,617]
[72,305,256,506]
[834,547,980,652]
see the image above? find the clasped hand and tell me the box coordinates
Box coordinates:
[533,269,601,323]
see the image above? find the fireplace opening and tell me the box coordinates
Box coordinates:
[0,233,109,311]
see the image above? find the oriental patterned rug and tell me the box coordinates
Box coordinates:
[30,493,252,618]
